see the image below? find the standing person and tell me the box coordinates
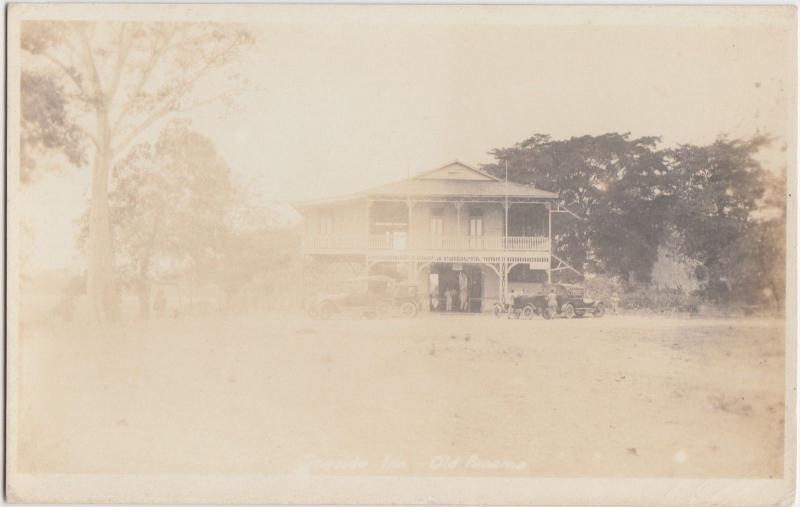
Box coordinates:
[610,291,620,315]
[445,288,454,312]
[504,288,517,318]
[546,288,558,319]
[430,291,439,311]
[459,272,470,312]
[153,288,166,318]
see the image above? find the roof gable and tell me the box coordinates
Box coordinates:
[414,161,499,182]
[293,160,559,208]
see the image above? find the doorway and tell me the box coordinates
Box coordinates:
[428,264,483,313]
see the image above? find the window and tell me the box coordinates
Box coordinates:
[320,216,333,235]
[391,231,407,250]
[469,217,483,236]
[430,207,445,239]
[468,207,483,236]
[430,217,444,235]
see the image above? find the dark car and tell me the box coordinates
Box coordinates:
[495,284,605,319]
[306,275,421,319]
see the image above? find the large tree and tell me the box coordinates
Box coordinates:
[662,136,784,308]
[482,133,670,281]
[21,21,254,320]
[108,120,234,318]
[483,132,785,310]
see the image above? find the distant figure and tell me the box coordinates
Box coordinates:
[610,291,620,315]
[153,289,167,318]
[445,288,454,312]
[546,289,558,317]
[504,289,517,317]
[459,287,470,312]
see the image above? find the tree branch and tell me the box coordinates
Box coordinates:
[112,35,247,155]
[106,23,134,109]
[39,51,89,99]
[73,23,105,105]
[111,26,180,133]
[79,124,100,149]
[111,98,176,156]
[176,87,249,112]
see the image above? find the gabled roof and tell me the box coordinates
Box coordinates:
[294,160,558,208]
[413,161,501,182]
[366,175,558,199]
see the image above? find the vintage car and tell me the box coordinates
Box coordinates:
[494,283,605,319]
[306,275,421,319]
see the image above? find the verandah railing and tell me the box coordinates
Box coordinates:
[304,235,550,252]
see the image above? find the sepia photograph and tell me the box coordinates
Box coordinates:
[4,3,797,505]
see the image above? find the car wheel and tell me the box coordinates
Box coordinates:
[593,304,606,318]
[492,303,504,318]
[376,302,392,318]
[319,302,334,320]
[562,303,576,319]
[521,305,535,319]
[400,301,418,318]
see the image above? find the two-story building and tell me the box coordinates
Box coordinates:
[295,161,562,313]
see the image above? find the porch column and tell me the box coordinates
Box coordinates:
[454,201,463,236]
[365,199,373,247]
[547,202,552,283]
[499,262,506,299]
[502,201,511,241]
[503,262,509,295]
[406,198,416,249]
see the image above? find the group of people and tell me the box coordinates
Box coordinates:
[442,286,470,312]
[500,287,622,316]
[429,271,472,312]
[501,288,559,316]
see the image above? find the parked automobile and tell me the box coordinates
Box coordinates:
[493,284,605,319]
[306,275,421,319]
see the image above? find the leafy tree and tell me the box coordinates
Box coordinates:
[21,21,254,320]
[108,120,234,318]
[20,71,86,182]
[484,132,785,311]
[663,136,784,308]
[213,210,302,311]
[482,133,669,281]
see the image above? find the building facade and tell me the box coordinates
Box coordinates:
[295,161,563,313]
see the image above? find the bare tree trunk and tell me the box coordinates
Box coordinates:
[87,127,118,321]
[137,280,152,319]
[137,254,153,319]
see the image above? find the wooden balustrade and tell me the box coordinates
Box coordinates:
[304,235,550,252]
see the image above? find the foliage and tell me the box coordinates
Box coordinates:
[109,120,235,317]
[661,136,785,310]
[21,20,255,321]
[20,71,86,182]
[107,120,301,317]
[21,21,255,157]
[483,133,786,311]
[620,286,703,314]
[483,133,671,281]
[214,223,303,311]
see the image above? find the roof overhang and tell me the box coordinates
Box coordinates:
[291,193,367,209]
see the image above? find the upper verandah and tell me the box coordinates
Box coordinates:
[293,161,559,209]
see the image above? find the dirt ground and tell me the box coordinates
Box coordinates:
[14,313,786,478]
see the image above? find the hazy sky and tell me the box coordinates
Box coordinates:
[19,5,796,271]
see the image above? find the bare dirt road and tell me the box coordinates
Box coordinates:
[14,313,786,478]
